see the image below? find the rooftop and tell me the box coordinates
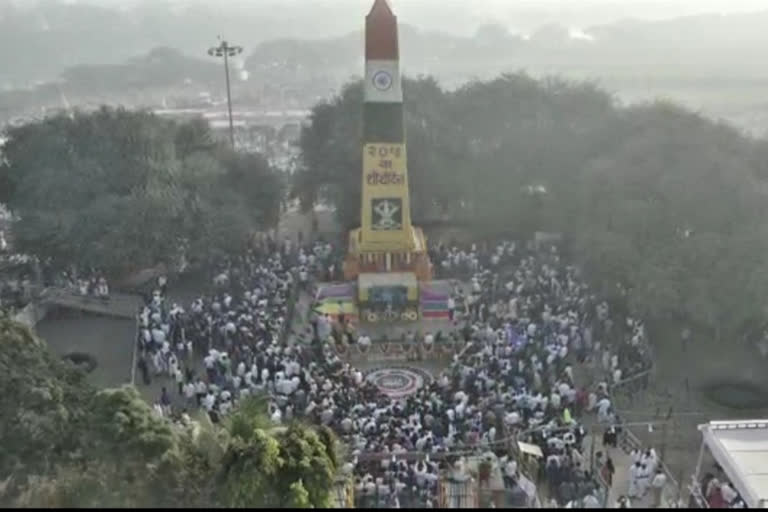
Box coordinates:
[699,419,768,508]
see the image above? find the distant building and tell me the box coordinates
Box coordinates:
[154,107,309,157]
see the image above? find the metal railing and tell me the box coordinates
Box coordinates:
[439,477,478,509]
[477,487,534,508]
[354,486,435,509]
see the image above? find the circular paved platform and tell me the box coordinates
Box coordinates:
[365,366,432,399]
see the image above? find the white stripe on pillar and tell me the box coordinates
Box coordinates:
[364,60,403,103]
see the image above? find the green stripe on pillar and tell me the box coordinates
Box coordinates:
[363,103,404,142]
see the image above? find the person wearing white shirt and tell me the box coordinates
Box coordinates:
[651,469,668,507]
[151,327,166,344]
[637,463,651,497]
[642,449,658,475]
[195,380,207,406]
[504,411,521,426]
[202,392,215,412]
[183,381,196,407]
[564,364,574,382]
[503,458,518,481]
[583,493,600,508]
[628,462,642,498]
[174,366,184,394]
[596,397,611,422]
[720,482,738,506]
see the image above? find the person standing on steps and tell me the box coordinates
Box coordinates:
[651,468,668,507]
[602,455,615,487]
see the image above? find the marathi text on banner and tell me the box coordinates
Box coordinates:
[363,143,407,190]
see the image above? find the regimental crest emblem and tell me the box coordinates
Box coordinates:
[371,197,403,231]
[372,70,393,91]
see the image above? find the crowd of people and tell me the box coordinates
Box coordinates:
[0,252,113,316]
[52,266,111,299]
[132,233,657,509]
[692,466,747,508]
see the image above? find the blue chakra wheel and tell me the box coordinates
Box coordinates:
[372,70,393,91]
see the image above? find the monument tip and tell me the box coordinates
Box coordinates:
[365,0,398,60]
[367,0,395,19]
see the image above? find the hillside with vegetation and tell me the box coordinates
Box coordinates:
[4,7,768,134]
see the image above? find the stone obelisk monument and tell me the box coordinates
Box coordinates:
[344,0,432,282]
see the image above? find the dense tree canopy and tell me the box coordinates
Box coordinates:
[0,315,339,508]
[0,108,283,276]
[295,73,768,343]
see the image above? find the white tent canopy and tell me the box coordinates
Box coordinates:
[698,420,768,508]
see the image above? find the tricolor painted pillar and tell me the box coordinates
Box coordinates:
[359,0,416,253]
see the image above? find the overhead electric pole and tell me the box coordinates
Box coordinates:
[207,36,243,150]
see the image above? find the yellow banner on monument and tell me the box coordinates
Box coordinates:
[360,143,414,250]
[363,143,408,191]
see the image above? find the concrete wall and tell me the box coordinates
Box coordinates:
[13,300,51,329]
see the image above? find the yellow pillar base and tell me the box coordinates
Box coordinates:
[343,226,432,282]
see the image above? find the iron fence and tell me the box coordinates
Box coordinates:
[353,486,434,509]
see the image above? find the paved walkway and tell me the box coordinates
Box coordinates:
[576,359,677,508]
[581,423,670,508]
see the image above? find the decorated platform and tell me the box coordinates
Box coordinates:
[312,278,454,325]
[420,280,452,320]
[313,282,358,323]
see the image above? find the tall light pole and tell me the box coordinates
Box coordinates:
[208,37,243,150]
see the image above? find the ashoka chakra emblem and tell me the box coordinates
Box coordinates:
[372,70,393,91]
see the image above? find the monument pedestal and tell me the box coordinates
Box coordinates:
[343,225,432,282]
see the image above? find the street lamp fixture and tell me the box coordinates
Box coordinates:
[207,37,243,150]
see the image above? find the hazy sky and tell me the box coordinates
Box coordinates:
[38,0,768,12]
[8,0,768,37]
[13,0,768,16]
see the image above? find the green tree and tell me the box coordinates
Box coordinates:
[218,398,340,508]
[1,315,339,508]
[0,107,283,276]
[296,72,768,344]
